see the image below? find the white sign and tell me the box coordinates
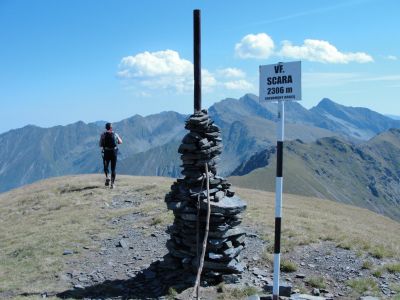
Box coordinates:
[259,61,301,102]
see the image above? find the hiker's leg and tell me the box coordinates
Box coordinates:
[103,156,110,178]
[103,152,112,186]
[110,153,117,183]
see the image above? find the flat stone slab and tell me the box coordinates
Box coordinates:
[201,195,247,215]
[208,238,228,248]
[208,226,245,238]
[201,258,245,273]
[188,114,209,122]
[264,282,292,297]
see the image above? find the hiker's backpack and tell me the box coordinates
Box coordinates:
[103,131,117,149]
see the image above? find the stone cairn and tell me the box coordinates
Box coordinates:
[165,109,247,282]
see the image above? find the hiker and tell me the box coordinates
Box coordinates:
[99,122,123,189]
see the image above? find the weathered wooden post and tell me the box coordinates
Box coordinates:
[193,9,201,113]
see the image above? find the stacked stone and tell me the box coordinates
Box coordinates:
[165,109,246,280]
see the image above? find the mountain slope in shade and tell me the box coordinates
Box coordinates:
[118,139,182,178]
[0,122,101,192]
[93,94,339,179]
[309,98,400,140]
[0,112,187,192]
[230,128,400,222]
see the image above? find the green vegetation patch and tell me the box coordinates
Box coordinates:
[361,260,374,270]
[347,278,379,294]
[280,259,298,272]
[228,286,261,298]
[372,268,383,278]
[306,276,326,289]
[369,245,394,259]
[150,216,163,226]
[386,263,400,273]
[167,287,178,300]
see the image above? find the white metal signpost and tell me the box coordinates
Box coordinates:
[259,61,301,300]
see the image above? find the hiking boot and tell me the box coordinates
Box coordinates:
[105,178,110,186]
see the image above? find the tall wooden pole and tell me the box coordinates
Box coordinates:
[193,9,201,112]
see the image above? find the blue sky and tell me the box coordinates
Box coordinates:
[0,0,399,133]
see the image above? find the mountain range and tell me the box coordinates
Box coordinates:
[1,94,400,221]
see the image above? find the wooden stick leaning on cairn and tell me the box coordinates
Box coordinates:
[193,163,211,299]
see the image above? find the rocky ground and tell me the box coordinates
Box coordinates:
[50,187,400,300]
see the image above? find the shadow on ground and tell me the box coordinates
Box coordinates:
[57,257,196,299]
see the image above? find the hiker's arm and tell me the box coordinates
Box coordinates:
[116,133,123,144]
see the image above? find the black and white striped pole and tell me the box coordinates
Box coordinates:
[273,99,284,300]
[259,61,301,300]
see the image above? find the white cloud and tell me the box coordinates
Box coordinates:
[202,70,218,89]
[116,69,132,79]
[385,55,398,61]
[235,34,373,64]
[217,67,245,78]
[279,39,373,63]
[118,49,257,94]
[119,49,192,78]
[223,79,254,90]
[118,49,216,92]
[235,33,275,59]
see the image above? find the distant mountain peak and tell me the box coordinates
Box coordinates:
[240,93,258,101]
[315,98,340,109]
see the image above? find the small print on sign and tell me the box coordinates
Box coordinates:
[259,61,301,102]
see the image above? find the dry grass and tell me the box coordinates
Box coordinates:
[280,259,298,272]
[306,276,326,289]
[386,263,400,273]
[361,260,374,270]
[0,175,172,294]
[347,278,379,295]
[237,187,400,258]
[216,285,261,299]
[1,175,399,297]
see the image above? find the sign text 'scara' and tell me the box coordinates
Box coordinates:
[259,61,301,102]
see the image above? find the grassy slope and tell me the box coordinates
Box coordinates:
[230,154,328,199]
[230,133,400,221]
[0,175,173,294]
[0,175,399,296]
